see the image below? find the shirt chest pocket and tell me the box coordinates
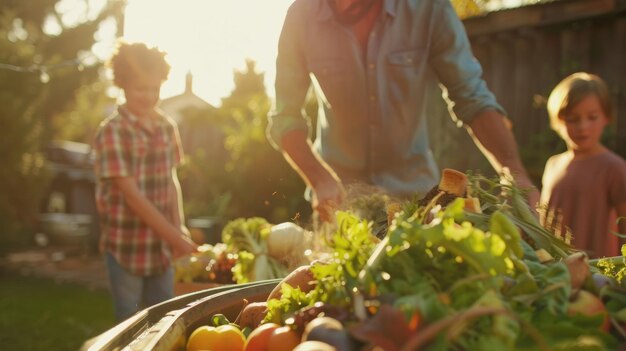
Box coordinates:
[387,49,424,66]
[309,58,348,105]
[386,49,425,98]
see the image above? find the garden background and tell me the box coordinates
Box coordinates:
[0,0,625,350]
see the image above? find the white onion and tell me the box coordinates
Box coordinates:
[267,222,306,260]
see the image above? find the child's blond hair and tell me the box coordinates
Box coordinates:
[107,40,171,89]
[547,72,614,136]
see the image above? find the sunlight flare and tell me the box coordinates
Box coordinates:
[123,0,294,105]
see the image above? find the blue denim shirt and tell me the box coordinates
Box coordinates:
[267,0,505,197]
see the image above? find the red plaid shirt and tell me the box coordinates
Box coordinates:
[94,106,184,276]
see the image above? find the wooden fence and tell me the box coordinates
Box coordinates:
[429,0,626,183]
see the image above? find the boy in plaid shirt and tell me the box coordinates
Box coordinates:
[94,41,198,321]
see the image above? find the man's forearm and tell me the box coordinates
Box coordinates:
[466,109,534,188]
[281,129,340,188]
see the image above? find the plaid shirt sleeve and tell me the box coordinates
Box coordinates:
[94,121,132,178]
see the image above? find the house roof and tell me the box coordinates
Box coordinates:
[161,93,212,110]
[160,71,215,122]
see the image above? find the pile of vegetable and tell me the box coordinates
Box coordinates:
[221,217,310,284]
[184,169,626,351]
[174,243,237,284]
[175,217,312,285]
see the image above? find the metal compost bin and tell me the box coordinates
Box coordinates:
[82,280,279,351]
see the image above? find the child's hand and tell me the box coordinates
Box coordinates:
[180,225,192,238]
[172,234,198,259]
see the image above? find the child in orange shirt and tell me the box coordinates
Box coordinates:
[540,72,626,258]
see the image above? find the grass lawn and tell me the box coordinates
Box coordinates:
[0,270,116,351]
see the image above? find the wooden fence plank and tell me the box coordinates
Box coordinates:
[427,0,626,178]
[490,33,516,121]
[464,0,619,37]
[462,3,625,159]
[512,30,534,146]
[615,17,626,157]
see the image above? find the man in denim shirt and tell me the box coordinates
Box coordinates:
[267,0,538,221]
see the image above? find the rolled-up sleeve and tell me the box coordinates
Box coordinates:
[266,3,313,151]
[429,0,505,124]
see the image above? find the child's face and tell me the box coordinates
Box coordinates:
[123,74,162,117]
[559,94,608,154]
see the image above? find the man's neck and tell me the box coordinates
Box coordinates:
[349,0,382,51]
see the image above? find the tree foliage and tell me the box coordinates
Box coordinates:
[451,0,486,19]
[53,80,116,144]
[178,60,311,226]
[0,0,123,250]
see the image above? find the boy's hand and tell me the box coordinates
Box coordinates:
[180,225,192,238]
[172,234,198,260]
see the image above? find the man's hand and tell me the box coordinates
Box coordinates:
[467,110,539,214]
[312,177,346,223]
[501,167,540,218]
[510,175,541,219]
[518,177,540,217]
[280,129,348,222]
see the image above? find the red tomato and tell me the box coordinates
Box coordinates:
[267,326,301,351]
[244,323,281,351]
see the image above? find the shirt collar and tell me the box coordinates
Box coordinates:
[384,0,397,17]
[119,106,164,134]
[316,0,397,22]
[317,0,334,21]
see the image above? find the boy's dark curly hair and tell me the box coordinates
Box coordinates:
[107,40,171,88]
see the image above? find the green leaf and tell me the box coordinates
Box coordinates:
[264,283,314,324]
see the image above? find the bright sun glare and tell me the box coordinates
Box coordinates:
[123,0,294,106]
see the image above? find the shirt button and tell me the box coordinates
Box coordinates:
[369,95,376,101]
[368,63,375,69]
[406,58,413,64]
